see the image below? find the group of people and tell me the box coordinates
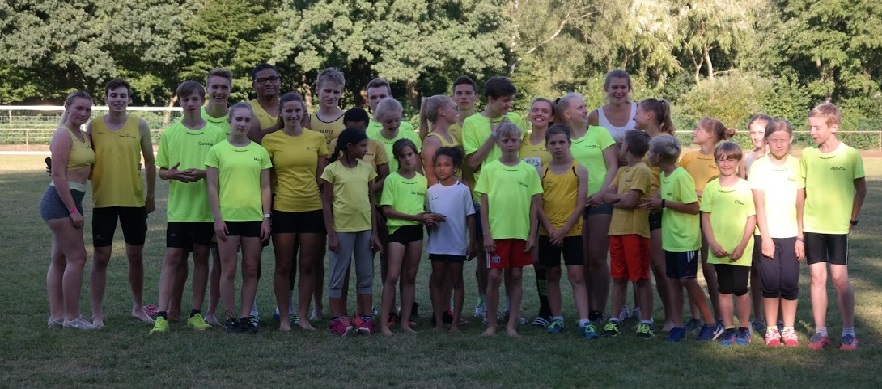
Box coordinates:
[41,65,866,349]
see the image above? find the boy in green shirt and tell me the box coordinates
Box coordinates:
[798,103,866,351]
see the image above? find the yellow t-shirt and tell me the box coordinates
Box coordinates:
[660,167,701,252]
[309,111,345,145]
[473,160,543,240]
[249,99,277,131]
[320,160,378,232]
[540,162,582,237]
[328,137,389,170]
[570,126,616,196]
[367,127,423,173]
[520,138,551,171]
[461,112,528,180]
[798,143,865,235]
[262,129,329,213]
[201,106,231,135]
[90,115,145,207]
[699,178,756,266]
[156,122,225,222]
[749,155,799,238]
[425,131,460,148]
[205,140,273,222]
[608,163,653,238]
[449,123,463,146]
[380,172,428,233]
[680,151,718,194]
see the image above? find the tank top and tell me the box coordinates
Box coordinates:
[90,115,144,207]
[540,162,582,237]
[249,99,278,131]
[63,125,95,170]
[425,131,459,148]
[597,102,637,142]
[309,111,345,145]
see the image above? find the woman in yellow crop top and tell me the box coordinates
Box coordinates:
[419,95,461,186]
[40,91,98,331]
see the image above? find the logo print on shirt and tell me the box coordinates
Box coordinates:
[830,166,846,171]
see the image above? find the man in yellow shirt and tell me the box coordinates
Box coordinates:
[247,63,282,143]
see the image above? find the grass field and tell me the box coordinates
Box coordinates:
[2,154,881,387]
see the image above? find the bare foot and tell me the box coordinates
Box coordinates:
[311,307,324,321]
[382,328,394,337]
[299,322,316,331]
[279,324,291,332]
[449,327,461,334]
[433,326,444,332]
[482,327,497,337]
[92,317,106,329]
[401,326,417,334]
[205,314,220,326]
[131,308,155,324]
[506,327,521,337]
[662,321,675,332]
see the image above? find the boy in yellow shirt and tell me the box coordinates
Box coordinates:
[602,130,655,338]
[799,103,866,350]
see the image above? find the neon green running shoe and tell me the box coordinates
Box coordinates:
[636,323,655,339]
[150,317,169,334]
[187,313,212,330]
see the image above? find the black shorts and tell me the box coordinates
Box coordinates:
[583,203,613,219]
[167,222,214,249]
[665,250,699,279]
[648,211,662,231]
[429,254,466,262]
[92,206,147,247]
[389,225,424,244]
[714,264,750,296]
[226,221,262,238]
[538,235,584,267]
[804,232,848,265]
[473,201,483,241]
[272,209,325,234]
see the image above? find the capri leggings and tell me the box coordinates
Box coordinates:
[754,236,799,300]
[327,230,374,298]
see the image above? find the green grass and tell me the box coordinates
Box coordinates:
[2,155,881,387]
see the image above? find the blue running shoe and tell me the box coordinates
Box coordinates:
[547,318,564,334]
[719,328,737,346]
[667,327,686,342]
[579,323,600,339]
[736,328,751,345]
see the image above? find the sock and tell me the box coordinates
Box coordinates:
[535,268,551,318]
[578,319,590,327]
[816,327,828,337]
[190,309,201,318]
[783,326,794,333]
[842,327,855,337]
[552,316,564,322]
[767,326,778,333]
[609,318,620,324]
[641,320,653,326]
[158,311,168,319]
[289,295,296,314]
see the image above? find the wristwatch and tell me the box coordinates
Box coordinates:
[850,219,859,226]
[264,213,272,219]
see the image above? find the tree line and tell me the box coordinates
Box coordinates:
[2,0,881,132]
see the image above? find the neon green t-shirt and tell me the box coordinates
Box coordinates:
[156,122,225,222]
[205,140,272,222]
[262,129,329,213]
[367,120,415,142]
[570,125,616,196]
[320,160,378,232]
[660,167,701,252]
[367,127,423,173]
[380,172,428,233]
[749,155,799,238]
[798,143,865,235]
[201,107,231,135]
[473,160,543,240]
[461,112,529,182]
[699,178,756,266]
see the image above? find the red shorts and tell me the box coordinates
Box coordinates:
[609,234,650,281]
[486,239,532,269]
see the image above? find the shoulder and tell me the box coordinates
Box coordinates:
[587,109,600,125]
[462,113,483,126]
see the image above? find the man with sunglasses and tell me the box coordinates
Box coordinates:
[248,63,282,143]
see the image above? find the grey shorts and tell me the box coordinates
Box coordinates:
[40,183,86,221]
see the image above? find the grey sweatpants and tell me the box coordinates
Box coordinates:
[328,230,374,298]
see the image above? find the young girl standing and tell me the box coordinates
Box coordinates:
[321,128,382,336]
[379,139,435,335]
[680,117,734,326]
[206,102,273,334]
[420,95,460,186]
[426,147,476,332]
[557,93,617,322]
[522,98,555,327]
[700,142,757,346]
[262,93,329,331]
[749,119,801,347]
[633,98,675,331]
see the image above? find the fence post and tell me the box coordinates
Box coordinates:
[26,129,29,152]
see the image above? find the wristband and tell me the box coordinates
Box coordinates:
[69,209,80,215]
[263,213,272,219]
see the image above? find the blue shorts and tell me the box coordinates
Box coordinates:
[665,250,699,279]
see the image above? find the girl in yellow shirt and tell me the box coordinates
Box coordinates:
[420,95,460,186]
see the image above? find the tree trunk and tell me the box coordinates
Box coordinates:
[405,79,419,109]
[704,45,714,79]
[164,95,177,127]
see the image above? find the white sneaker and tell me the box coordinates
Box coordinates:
[63,317,98,331]
[48,317,63,328]
[617,305,630,322]
[250,302,260,321]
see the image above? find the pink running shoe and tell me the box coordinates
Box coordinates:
[330,316,353,336]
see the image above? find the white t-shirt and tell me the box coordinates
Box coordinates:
[426,181,475,256]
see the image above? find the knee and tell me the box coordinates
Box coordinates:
[242,265,259,280]
[450,275,464,290]
[547,267,563,282]
[831,274,850,291]
[612,278,628,287]
[385,273,400,286]
[488,271,503,285]
[274,261,291,275]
